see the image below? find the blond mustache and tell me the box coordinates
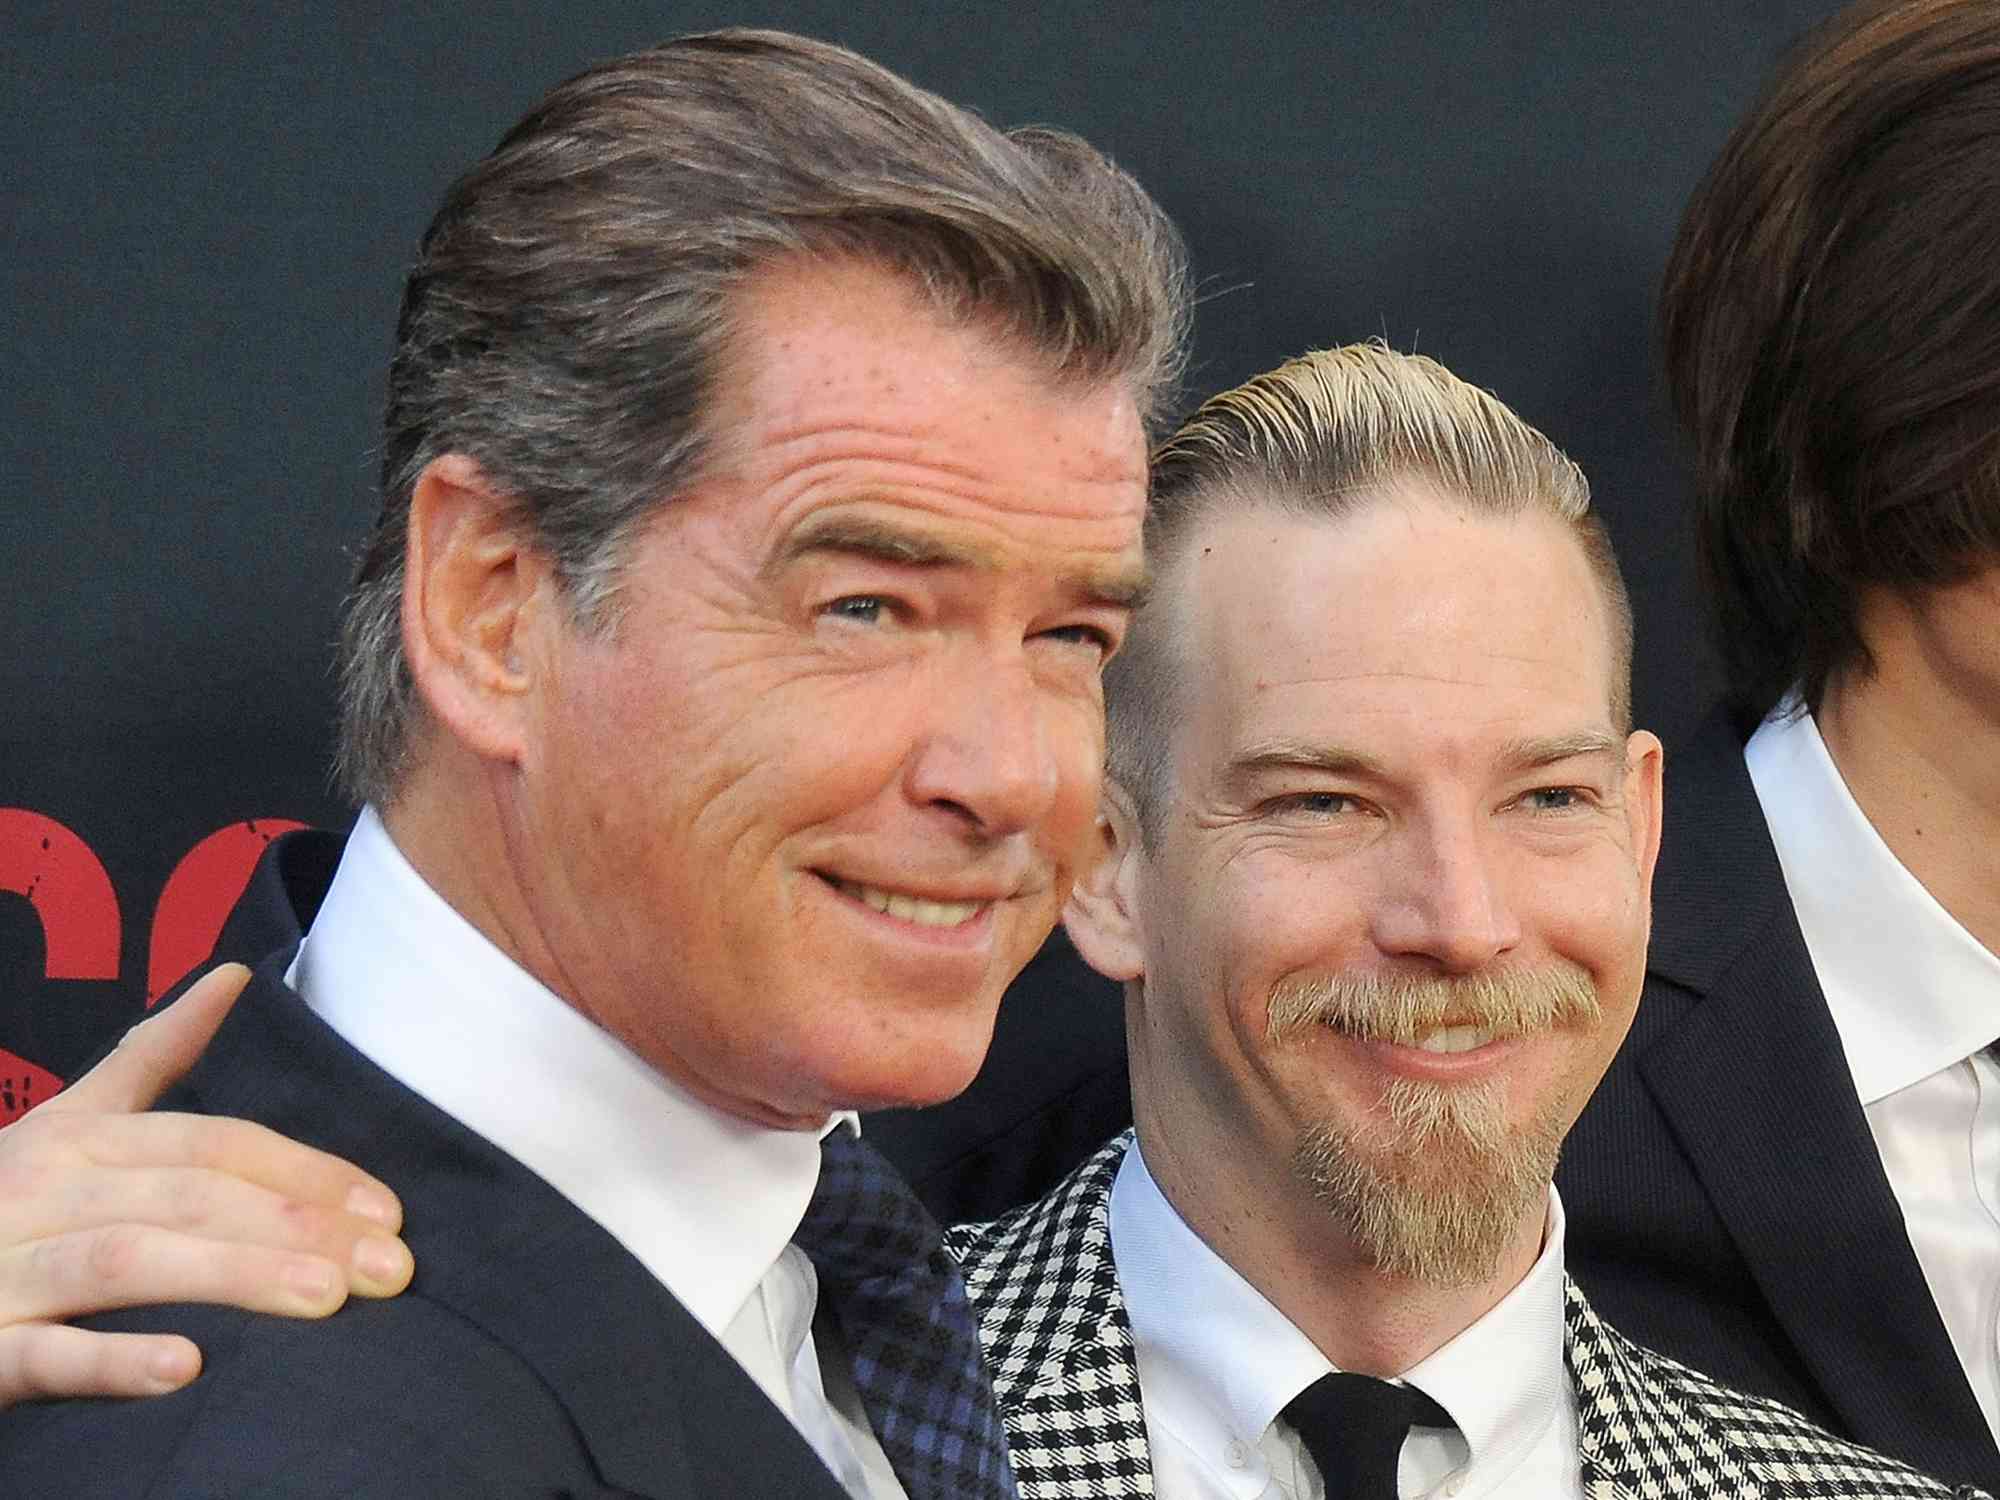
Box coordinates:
[1267,963,1601,1047]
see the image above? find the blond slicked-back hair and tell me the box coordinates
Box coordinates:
[1108,341,1631,840]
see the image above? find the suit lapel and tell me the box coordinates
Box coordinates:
[949,1133,1155,1499]
[411,1171,838,1499]
[1639,715,1993,1476]
[1567,1279,1764,1500]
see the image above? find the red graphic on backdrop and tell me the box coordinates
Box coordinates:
[0,808,121,980]
[1,811,309,1123]
[0,1047,65,1119]
[147,819,306,1005]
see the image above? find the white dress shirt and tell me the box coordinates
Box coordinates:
[286,807,904,1500]
[1110,1140,1582,1500]
[1745,704,2000,1441]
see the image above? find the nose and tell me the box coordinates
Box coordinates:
[904,656,1064,840]
[1369,809,1522,972]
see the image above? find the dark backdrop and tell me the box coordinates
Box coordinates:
[1,2,1839,1118]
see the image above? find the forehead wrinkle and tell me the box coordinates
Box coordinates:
[750,421,1019,484]
[750,410,1151,494]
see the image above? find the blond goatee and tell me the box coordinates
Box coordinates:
[1274,963,1599,1287]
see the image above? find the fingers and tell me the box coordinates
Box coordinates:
[0,1220,413,1327]
[0,1323,201,1407]
[14,1109,403,1233]
[14,1158,390,1259]
[0,1219,413,1328]
[45,963,254,1115]
[0,961,416,1405]
[0,1115,415,1323]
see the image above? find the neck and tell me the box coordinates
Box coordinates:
[1132,1108,1545,1377]
[379,748,573,1002]
[1816,580,2000,957]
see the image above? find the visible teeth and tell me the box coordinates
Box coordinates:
[839,880,982,927]
[1413,1025,1494,1054]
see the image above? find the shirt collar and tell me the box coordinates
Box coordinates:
[1109,1137,1569,1495]
[289,806,842,1339]
[1744,702,2000,1103]
[1401,1187,1571,1492]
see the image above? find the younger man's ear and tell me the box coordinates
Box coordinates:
[1062,779,1147,984]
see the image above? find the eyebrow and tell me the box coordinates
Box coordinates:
[1228,730,1622,783]
[768,514,1150,609]
[1496,731,1624,770]
[1228,739,1390,781]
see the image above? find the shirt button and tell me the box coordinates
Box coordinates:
[1224,1438,1250,1468]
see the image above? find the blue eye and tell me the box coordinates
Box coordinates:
[824,596,888,624]
[1275,792,1353,817]
[1524,787,1581,811]
[1040,623,1114,654]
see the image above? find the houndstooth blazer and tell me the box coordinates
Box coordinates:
[944,1133,1989,1500]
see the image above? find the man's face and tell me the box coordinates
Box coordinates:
[512,259,1148,1128]
[1101,488,1661,1285]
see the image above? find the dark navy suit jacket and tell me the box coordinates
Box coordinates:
[1560,708,1999,1494]
[1,925,849,1498]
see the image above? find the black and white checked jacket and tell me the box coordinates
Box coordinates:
[944,1133,1989,1500]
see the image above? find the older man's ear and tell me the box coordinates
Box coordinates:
[400,452,555,771]
[1062,781,1148,987]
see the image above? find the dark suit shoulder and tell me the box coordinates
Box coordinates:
[0,1293,616,1498]
[1561,709,1998,1489]
[45,953,848,1500]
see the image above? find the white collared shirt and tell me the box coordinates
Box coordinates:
[287,808,904,1500]
[1745,704,2000,1440]
[1109,1140,1581,1500]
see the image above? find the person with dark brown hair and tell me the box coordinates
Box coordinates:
[1558,1,2000,1490]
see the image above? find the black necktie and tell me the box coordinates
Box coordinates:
[794,1128,1019,1500]
[1282,1371,1453,1500]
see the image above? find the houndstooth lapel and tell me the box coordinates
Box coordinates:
[1566,1278,1987,1500]
[946,1132,1155,1500]
[1568,1276,1758,1500]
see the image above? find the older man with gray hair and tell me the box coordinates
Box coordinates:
[1,28,1186,1500]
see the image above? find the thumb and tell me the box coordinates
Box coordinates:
[39,963,252,1116]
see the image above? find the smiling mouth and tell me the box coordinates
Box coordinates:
[1410,1025,1498,1055]
[1324,1017,1517,1056]
[824,875,989,928]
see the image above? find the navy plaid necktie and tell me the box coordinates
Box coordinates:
[1283,1371,1453,1500]
[795,1127,1019,1500]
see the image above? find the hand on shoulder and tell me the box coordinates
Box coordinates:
[0,963,413,1406]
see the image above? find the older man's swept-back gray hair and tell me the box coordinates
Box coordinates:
[1107,341,1632,843]
[335,27,1191,806]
